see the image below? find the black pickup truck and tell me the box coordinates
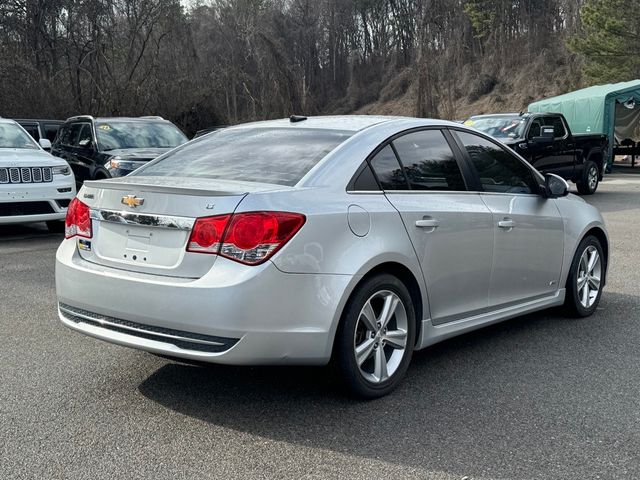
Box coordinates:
[465,112,608,194]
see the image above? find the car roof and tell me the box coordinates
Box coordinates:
[13,119,64,124]
[227,115,460,133]
[470,113,523,119]
[0,118,19,125]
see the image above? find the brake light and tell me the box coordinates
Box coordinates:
[186,214,231,254]
[65,198,92,239]
[187,211,305,265]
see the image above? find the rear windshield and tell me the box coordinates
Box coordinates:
[96,121,187,151]
[133,127,353,186]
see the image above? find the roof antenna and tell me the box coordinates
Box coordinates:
[290,115,307,123]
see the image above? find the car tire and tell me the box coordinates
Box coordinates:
[576,160,599,195]
[46,220,65,233]
[334,273,416,399]
[565,235,605,317]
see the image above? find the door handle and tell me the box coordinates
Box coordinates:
[415,218,440,229]
[498,219,516,229]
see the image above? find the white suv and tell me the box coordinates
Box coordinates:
[0,118,75,231]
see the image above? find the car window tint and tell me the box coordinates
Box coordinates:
[369,145,408,190]
[528,119,543,138]
[457,131,539,194]
[392,130,466,191]
[20,124,39,140]
[67,123,83,146]
[77,124,93,147]
[352,163,380,191]
[135,127,353,187]
[44,124,60,142]
[544,116,566,138]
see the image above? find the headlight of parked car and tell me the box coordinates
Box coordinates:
[52,166,71,175]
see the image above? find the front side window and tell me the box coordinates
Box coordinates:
[0,123,39,149]
[369,145,408,190]
[457,131,540,194]
[528,119,543,139]
[392,130,466,191]
[77,124,93,148]
[135,127,353,187]
[96,121,187,151]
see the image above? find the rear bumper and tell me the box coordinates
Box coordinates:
[55,239,352,365]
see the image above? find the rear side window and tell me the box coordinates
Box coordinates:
[135,128,352,187]
[543,116,567,138]
[457,131,539,194]
[44,124,60,142]
[20,124,40,140]
[392,130,466,191]
[369,145,408,190]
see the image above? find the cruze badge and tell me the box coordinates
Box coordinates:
[121,195,144,208]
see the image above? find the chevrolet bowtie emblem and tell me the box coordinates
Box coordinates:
[121,195,144,208]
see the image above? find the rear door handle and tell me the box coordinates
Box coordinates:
[415,218,440,229]
[498,219,516,229]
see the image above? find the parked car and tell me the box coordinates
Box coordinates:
[0,118,75,231]
[51,115,188,186]
[56,116,608,397]
[465,112,608,194]
[13,119,64,149]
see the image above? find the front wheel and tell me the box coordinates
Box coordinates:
[565,235,605,317]
[576,161,599,195]
[334,274,416,398]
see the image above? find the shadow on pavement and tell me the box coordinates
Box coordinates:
[138,292,640,478]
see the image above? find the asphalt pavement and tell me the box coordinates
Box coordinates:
[1,173,639,479]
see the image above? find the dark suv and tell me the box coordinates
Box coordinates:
[14,119,64,148]
[51,116,187,186]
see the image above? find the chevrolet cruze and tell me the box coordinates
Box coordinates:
[55,116,608,397]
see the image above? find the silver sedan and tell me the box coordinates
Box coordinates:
[55,116,608,398]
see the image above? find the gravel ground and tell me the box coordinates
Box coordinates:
[1,172,639,480]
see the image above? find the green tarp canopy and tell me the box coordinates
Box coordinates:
[528,80,640,168]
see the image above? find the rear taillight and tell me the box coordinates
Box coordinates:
[187,211,305,265]
[65,198,92,239]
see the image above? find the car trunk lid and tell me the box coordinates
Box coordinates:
[74,176,285,278]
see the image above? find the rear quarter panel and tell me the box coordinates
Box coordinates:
[554,194,609,288]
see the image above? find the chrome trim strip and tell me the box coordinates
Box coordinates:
[59,305,224,346]
[90,208,195,230]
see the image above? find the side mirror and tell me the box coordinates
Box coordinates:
[544,173,569,198]
[39,138,52,150]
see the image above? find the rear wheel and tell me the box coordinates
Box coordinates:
[576,161,599,195]
[565,235,604,317]
[334,274,416,398]
[46,220,64,233]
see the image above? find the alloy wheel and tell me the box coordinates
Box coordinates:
[353,290,408,383]
[577,245,602,308]
[588,166,598,191]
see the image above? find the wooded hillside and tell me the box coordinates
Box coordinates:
[0,0,634,134]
